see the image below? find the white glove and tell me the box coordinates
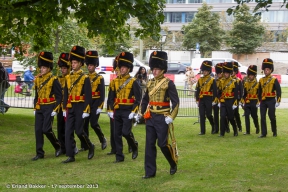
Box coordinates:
[96,108,102,115]
[165,116,173,124]
[51,111,57,116]
[239,102,243,107]
[128,112,135,119]
[34,111,36,115]
[218,103,221,108]
[232,105,237,110]
[82,112,90,118]
[212,102,217,106]
[134,114,142,123]
[275,102,280,107]
[196,101,199,107]
[256,103,260,108]
[63,111,66,117]
[107,112,114,119]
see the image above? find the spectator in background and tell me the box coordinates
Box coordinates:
[135,66,148,97]
[0,62,10,114]
[184,67,189,92]
[24,66,34,92]
[186,67,196,95]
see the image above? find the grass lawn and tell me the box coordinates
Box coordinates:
[1,108,288,191]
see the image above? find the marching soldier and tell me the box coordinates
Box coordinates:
[107,55,134,155]
[218,62,239,137]
[32,52,62,160]
[107,52,140,163]
[241,65,260,135]
[258,58,281,138]
[213,63,223,134]
[62,45,95,163]
[231,62,243,132]
[140,51,179,178]
[195,60,217,135]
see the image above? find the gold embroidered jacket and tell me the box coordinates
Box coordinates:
[218,76,238,105]
[107,74,141,112]
[88,72,105,109]
[195,74,217,102]
[63,69,92,113]
[258,75,281,102]
[242,79,259,104]
[33,72,62,112]
[141,74,179,120]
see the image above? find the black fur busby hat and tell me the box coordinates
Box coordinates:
[69,45,85,65]
[262,58,274,72]
[113,55,119,70]
[85,50,99,67]
[200,60,212,73]
[232,61,239,73]
[58,53,70,69]
[247,65,257,76]
[222,62,233,73]
[38,51,53,70]
[215,63,223,74]
[118,52,134,72]
[149,51,168,73]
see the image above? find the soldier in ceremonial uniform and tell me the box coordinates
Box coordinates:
[62,45,95,163]
[107,52,140,163]
[218,62,239,137]
[195,60,217,135]
[81,50,107,150]
[258,58,281,138]
[32,52,62,161]
[213,63,224,134]
[241,65,260,135]
[231,62,243,132]
[140,51,179,178]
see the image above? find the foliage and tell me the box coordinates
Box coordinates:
[227,0,288,15]
[182,3,225,57]
[0,0,165,53]
[225,4,265,55]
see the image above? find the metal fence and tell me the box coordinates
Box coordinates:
[2,80,199,118]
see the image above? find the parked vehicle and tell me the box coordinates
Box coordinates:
[191,58,248,75]
[167,63,186,74]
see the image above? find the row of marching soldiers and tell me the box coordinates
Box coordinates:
[195,58,281,137]
[31,46,179,178]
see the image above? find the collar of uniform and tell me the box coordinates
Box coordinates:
[154,74,164,80]
[202,74,210,79]
[265,74,272,78]
[248,78,256,83]
[88,72,96,77]
[41,72,52,78]
[120,74,131,79]
[72,69,83,75]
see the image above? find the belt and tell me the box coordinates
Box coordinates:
[149,101,170,106]
[222,92,234,97]
[114,98,135,104]
[92,91,100,96]
[37,97,55,104]
[262,92,275,97]
[200,91,212,96]
[247,94,258,99]
[69,95,85,101]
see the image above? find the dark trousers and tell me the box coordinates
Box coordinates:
[145,113,176,176]
[244,100,260,133]
[57,110,66,152]
[233,105,242,130]
[260,98,277,136]
[199,97,214,134]
[65,103,93,157]
[114,109,137,161]
[34,104,60,157]
[213,105,219,133]
[220,100,238,136]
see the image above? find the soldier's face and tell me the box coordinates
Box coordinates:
[217,73,222,78]
[120,66,129,75]
[71,60,82,71]
[203,70,210,76]
[224,72,230,79]
[61,67,68,76]
[248,74,255,81]
[264,68,272,76]
[152,68,162,78]
[87,64,96,73]
[40,66,50,75]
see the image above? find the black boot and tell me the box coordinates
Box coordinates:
[161,145,177,175]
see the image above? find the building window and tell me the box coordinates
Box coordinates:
[188,0,202,3]
[205,0,234,3]
[185,12,195,22]
[261,11,288,23]
[166,0,186,3]
[171,12,182,23]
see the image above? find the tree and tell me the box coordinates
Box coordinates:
[182,3,225,57]
[225,4,265,55]
[227,0,288,15]
[0,0,165,53]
